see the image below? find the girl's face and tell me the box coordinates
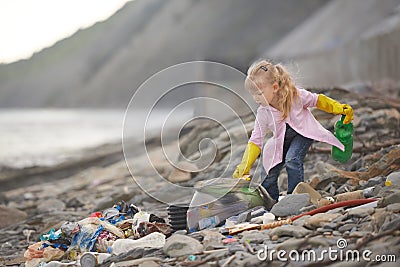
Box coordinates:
[248,79,279,107]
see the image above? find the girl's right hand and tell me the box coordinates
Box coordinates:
[232,142,261,178]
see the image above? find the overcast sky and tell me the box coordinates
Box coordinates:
[0,0,131,64]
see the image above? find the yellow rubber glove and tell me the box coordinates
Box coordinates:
[233,142,261,179]
[317,94,354,124]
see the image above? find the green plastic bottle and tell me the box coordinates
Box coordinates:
[332,115,353,163]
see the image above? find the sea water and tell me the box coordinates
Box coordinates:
[0,108,192,169]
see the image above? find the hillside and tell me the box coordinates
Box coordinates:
[264,0,400,86]
[0,0,329,108]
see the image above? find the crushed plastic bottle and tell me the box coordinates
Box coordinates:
[261,213,275,224]
[198,215,220,230]
[332,115,353,163]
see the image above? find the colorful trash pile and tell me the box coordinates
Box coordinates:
[23,201,171,267]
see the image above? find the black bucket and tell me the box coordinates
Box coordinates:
[167,204,189,232]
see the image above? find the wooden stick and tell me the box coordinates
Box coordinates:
[221,255,236,267]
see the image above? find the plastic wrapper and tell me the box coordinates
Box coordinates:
[76,217,124,238]
[95,230,117,253]
[40,228,62,241]
[135,221,171,238]
[187,178,266,232]
[24,241,65,267]
[67,224,103,255]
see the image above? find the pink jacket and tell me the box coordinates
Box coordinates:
[249,88,345,175]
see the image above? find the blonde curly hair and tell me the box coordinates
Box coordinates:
[245,59,298,120]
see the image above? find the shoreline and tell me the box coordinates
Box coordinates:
[0,137,164,192]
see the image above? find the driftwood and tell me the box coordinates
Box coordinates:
[310,139,400,154]
[332,146,400,181]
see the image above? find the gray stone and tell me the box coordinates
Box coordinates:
[324,182,337,195]
[240,230,269,244]
[332,231,341,236]
[327,207,344,214]
[338,224,357,233]
[349,157,364,172]
[336,183,355,194]
[378,190,400,207]
[269,225,312,238]
[0,192,8,205]
[299,204,317,213]
[315,173,349,190]
[307,236,330,248]
[232,251,260,267]
[329,260,364,267]
[173,230,187,235]
[167,162,197,183]
[315,161,338,175]
[138,261,160,267]
[386,203,400,212]
[322,222,338,230]
[332,214,348,223]
[304,213,341,229]
[0,205,27,228]
[363,185,382,198]
[386,171,400,187]
[37,198,66,213]
[364,242,398,265]
[228,244,246,253]
[275,236,292,243]
[292,215,311,227]
[65,196,85,208]
[199,229,224,250]
[276,238,303,251]
[276,236,331,251]
[359,223,374,232]
[317,227,333,233]
[270,193,311,217]
[364,175,385,188]
[343,219,355,224]
[380,217,400,232]
[348,207,374,217]
[163,234,203,257]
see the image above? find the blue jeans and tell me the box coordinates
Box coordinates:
[261,124,313,201]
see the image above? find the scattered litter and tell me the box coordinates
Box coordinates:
[23,229,36,243]
[261,213,275,224]
[222,237,237,244]
[23,201,170,267]
[80,252,111,267]
[225,206,267,227]
[347,200,379,211]
[24,241,65,267]
[187,178,266,232]
[188,255,197,261]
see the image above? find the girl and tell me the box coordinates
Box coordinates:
[233,60,353,202]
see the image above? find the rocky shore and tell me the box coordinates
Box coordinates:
[1,86,399,267]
